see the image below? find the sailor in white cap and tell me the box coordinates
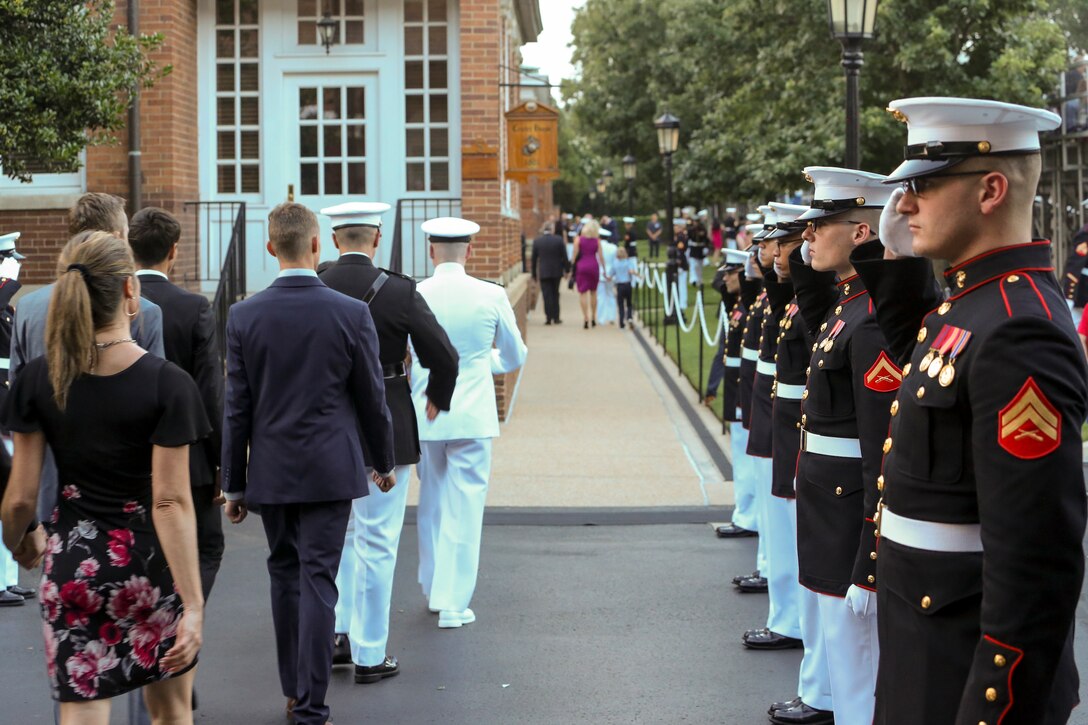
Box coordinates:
[320,203,459,678]
[411,217,526,628]
[854,98,1083,724]
[671,218,690,308]
[621,217,638,258]
[596,228,619,325]
[0,231,23,609]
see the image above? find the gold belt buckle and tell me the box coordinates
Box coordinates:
[874,498,885,538]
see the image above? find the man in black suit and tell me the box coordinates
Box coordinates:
[222,203,395,725]
[531,222,569,325]
[129,207,225,599]
[318,201,458,684]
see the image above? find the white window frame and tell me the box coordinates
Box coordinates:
[403,0,452,193]
[0,156,86,210]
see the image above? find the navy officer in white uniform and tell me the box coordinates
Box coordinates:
[412,217,527,628]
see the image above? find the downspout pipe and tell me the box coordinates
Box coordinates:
[128,0,142,214]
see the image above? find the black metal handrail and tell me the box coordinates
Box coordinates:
[181,200,246,367]
[389,197,462,279]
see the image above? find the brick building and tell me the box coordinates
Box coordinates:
[0,0,545,415]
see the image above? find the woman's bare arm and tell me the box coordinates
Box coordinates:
[1,431,45,554]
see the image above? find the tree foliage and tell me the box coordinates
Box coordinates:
[563,0,1081,207]
[0,1,167,182]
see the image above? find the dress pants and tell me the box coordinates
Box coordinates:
[728,423,760,535]
[596,279,618,324]
[417,439,492,612]
[676,271,689,308]
[261,500,352,725]
[795,515,833,711]
[334,464,411,666]
[539,277,561,322]
[704,336,727,397]
[192,484,225,599]
[689,257,704,285]
[616,282,633,324]
[817,593,878,725]
[756,458,800,639]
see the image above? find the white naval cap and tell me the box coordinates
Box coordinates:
[568,229,578,237]
[744,223,764,236]
[745,212,762,222]
[726,207,738,214]
[765,203,810,240]
[697,209,708,217]
[421,216,481,243]
[0,232,23,259]
[885,97,1061,182]
[798,167,892,221]
[600,228,613,238]
[320,201,391,229]
[754,205,778,240]
[672,218,686,225]
[722,248,748,268]
[622,216,636,223]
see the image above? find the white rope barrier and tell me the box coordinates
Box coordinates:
[637,260,726,346]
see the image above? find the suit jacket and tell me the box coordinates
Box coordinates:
[137,271,223,487]
[411,263,526,441]
[221,274,394,505]
[531,234,569,280]
[319,253,458,465]
[10,283,164,521]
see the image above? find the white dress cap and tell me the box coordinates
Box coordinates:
[745,212,762,222]
[0,232,23,259]
[798,166,892,221]
[622,216,636,223]
[599,228,612,238]
[765,202,810,240]
[421,216,481,243]
[722,248,748,267]
[320,201,392,229]
[885,97,1061,181]
[744,223,764,236]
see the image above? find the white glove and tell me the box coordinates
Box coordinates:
[800,240,812,265]
[878,187,916,258]
[845,584,877,619]
[0,257,21,281]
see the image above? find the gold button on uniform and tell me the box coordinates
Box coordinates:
[921,595,932,609]
[938,301,952,315]
[843,283,851,295]
[835,305,843,315]
[801,414,807,425]
[890,400,899,416]
[955,270,966,288]
[812,344,818,352]
[870,551,877,560]
[835,486,843,496]
[821,322,828,331]
[867,575,875,583]
[818,360,825,368]
[883,438,892,453]
[806,366,811,375]
[994,654,1006,667]
[903,363,912,376]
[802,390,809,400]
[985,688,998,702]
[917,327,927,343]
[917,386,926,399]
[796,422,801,429]
[1006,275,1020,283]
[877,475,885,491]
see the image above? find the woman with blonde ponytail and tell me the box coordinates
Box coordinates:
[0,232,210,724]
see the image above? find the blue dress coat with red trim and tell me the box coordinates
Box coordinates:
[746,272,787,458]
[737,277,765,430]
[721,291,747,423]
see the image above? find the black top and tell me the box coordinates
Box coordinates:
[531,234,569,280]
[2,355,210,501]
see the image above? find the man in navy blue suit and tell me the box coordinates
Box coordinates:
[221,202,395,725]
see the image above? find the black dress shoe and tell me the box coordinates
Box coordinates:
[769,701,834,724]
[732,570,760,585]
[736,575,768,593]
[0,589,24,607]
[716,523,757,538]
[742,628,803,650]
[768,696,802,714]
[545,319,552,325]
[354,655,399,684]
[8,585,35,599]
[333,634,352,666]
[554,319,562,324]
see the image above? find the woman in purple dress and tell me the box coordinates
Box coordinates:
[1,231,208,724]
[572,220,608,328]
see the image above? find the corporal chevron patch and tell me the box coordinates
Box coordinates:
[999,377,1060,459]
[864,351,902,393]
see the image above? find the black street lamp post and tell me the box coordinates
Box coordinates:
[827,0,879,168]
[655,112,680,324]
[622,154,637,217]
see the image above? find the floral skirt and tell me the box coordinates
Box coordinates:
[39,485,193,701]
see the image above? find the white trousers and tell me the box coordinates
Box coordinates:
[676,270,689,308]
[795,521,833,711]
[333,464,412,667]
[688,257,704,285]
[596,279,618,324]
[757,457,800,639]
[728,422,759,534]
[816,593,878,725]
[417,439,492,612]
[0,522,18,588]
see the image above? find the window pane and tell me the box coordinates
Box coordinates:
[347,87,365,119]
[217,165,236,194]
[404,26,423,55]
[324,163,343,195]
[239,29,258,57]
[348,163,366,194]
[347,126,365,157]
[429,60,447,89]
[216,0,233,25]
[299,88,318,119]
[406,95,424,123]
[323,88,341,119]
[345,21,364,44]
[430,161,449,191]
[299,0,316,15]
[323,126,342,157]
[298,20,316,45]
[239,0,257,24]
[240,97,259,125]
[405,0,423,22]
[428,0,446,22]
[216,30,234,58]
[428,25,446,55]
[300,126,318,157]
[430,128,448,156]
[406,162,426,191]
[216,63,235,91]
[217,97,235,125]
[405,61,424,89]
[217,131,235,160]
[239,63,259,92]
[241,130,259,159]
[241,165,260,193]
[406,128,425,157]
[301,163,319,195]
[429,94,447,123]
[345,0,364,14]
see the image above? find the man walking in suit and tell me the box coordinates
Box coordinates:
[318,202,458,683]
[413,217,527,628]
[531,222,569,325]
[221,202,395,725]
[130,207,225,599]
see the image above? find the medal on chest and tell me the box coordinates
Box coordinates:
[820,319,846,353]
[782,303,800,331]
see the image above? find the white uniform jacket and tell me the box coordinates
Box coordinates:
[411,263,527,441]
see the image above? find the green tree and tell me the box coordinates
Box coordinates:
[0,1,166,182]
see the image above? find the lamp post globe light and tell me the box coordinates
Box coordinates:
[622,154,637,217]
[827,0,878,168]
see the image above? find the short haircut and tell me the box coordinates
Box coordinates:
[69,193,127,236]
[129,207,181,267]
[335,226,379,250]
[268,203,318,261]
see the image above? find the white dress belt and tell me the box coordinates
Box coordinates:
[880,506,983,553]
[756,359,776,376]
[800,428,862,458]
[741,348,759,361]
[775,382,805,400]
[725,356,741,368]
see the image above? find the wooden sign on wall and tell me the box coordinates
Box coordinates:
[505,100,559,184]
[462,139,499,180]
